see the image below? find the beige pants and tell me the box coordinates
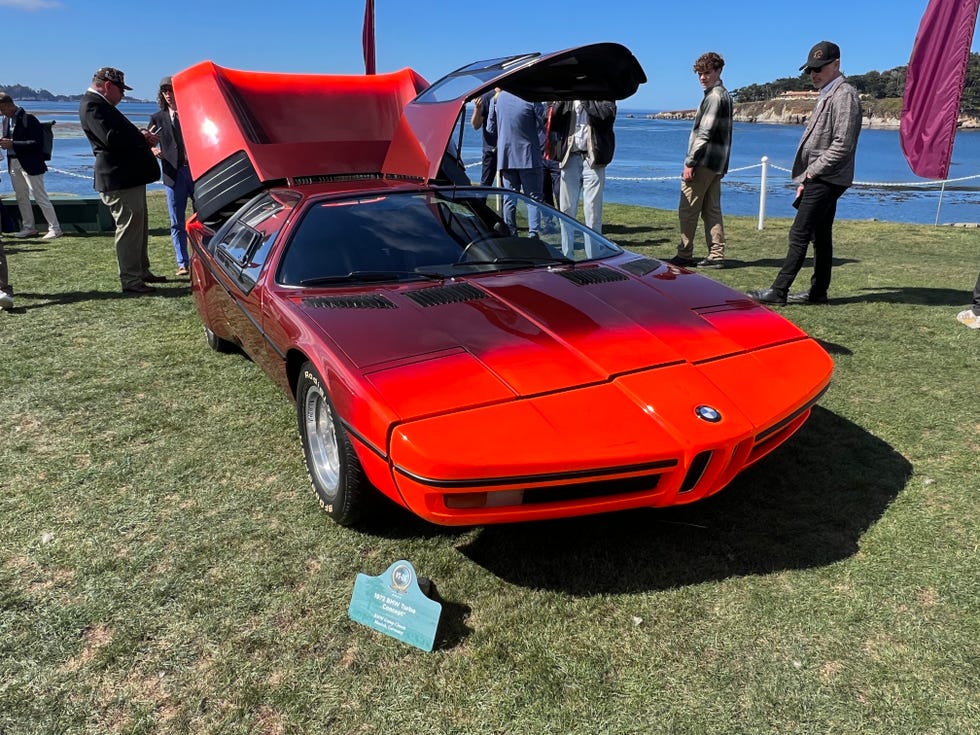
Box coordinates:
[100,186,151,289]
[9,158,61,234]
[677,167,726,261]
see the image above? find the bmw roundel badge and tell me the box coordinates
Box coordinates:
[695,405,722,423]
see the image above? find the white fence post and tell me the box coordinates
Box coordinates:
[757,156,768,230]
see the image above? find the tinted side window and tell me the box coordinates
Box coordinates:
[212,191,300,291]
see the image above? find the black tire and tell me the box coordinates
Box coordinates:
[296,362,368,526]
[204,325,235,353]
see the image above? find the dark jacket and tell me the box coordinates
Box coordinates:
[4,107,47,176]
[78,90,160,192]
[550,100,617,167]
[149,108,189,188]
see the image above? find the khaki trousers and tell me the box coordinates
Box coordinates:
[677,167,726,261]
[100,186,151,289]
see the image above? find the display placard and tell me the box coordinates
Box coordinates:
[348,560,442,652]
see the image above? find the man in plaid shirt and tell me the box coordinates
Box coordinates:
[671,51,733,269]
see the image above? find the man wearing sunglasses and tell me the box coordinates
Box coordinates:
[748,41,861,306]
[79,67,163,295]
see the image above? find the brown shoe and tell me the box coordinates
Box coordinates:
[175,267,189,276]
[142,273,167,283]
[123,283,157,295]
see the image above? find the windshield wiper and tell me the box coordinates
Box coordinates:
[452,256,575,268]
[300,270,444,286]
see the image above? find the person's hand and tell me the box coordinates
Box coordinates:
[151,146,162,159]
[0,137,11,150]
[682,165,695,182]
[141,129,160,146]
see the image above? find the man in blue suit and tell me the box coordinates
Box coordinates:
[486,90,545,236]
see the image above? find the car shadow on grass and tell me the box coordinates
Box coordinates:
[456,406,911,595]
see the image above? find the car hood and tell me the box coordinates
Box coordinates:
[289,258,811,420]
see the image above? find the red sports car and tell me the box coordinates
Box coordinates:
[174,45,833,527]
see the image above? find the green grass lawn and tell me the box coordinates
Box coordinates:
[1,194,977,734]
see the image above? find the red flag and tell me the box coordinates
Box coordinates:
[900,0,980,179]
[362,0,376,75]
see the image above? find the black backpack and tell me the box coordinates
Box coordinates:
[40,120,54,161]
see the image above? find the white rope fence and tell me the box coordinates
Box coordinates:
[46,166,92,180]
[607,157,980,228]
[467,155,977,227]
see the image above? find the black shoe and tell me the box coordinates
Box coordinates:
[142,273,167,283]
[786,291,829,305]
[668,255,697,267]
[697,258,725,269]
[747,288,787,305]
[123,283,157,295]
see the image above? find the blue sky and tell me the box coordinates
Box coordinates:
[4,0,974,109]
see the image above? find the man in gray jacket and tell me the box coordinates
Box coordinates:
[749,41,861,305]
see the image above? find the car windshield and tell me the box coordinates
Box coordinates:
[276,188,622,286]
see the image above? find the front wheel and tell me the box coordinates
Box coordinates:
[296,362,368,526]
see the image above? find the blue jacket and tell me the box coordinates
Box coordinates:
[487,91,545,171]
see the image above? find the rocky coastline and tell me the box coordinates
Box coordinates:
[643,100,980,130]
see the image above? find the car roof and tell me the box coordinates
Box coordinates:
[174,43,646,220]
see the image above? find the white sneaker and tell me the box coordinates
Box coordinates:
[0,291,12,311]
[42,230,63,240]
[956,309,980,329]
[13,228,38,238]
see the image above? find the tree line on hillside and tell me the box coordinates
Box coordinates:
[731,52,980,112]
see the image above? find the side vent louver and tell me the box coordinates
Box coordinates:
[557,267,630,286]
[304,294,396,310]
[405,283,487,307]
[620,257,662,276]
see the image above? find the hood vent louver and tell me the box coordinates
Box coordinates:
[292,172,383,186]
[557,267,630,286]
[405,283,487,307]
[304,294,397,310]
[620,257,662,276]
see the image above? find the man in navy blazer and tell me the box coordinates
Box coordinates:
[78,66,163,295]
[0,93,62,239]
[150,76,194,277]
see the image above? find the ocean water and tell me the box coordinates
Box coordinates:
[23,101,980,225]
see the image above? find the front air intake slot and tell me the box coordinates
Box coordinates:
[679,450,713,493]
[557,267,629,286]
[405,283,487,307]
[619,257,662,276]
[304,294,396,310]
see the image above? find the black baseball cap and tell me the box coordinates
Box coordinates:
[800,41,840,72]
[94,67,133,91]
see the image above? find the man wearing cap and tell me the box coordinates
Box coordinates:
[150,76,194,277]
[78,67,163,295]
[748,41,861,306]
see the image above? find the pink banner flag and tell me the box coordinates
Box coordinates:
[900,0,980,179]
[363,0,376,75]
